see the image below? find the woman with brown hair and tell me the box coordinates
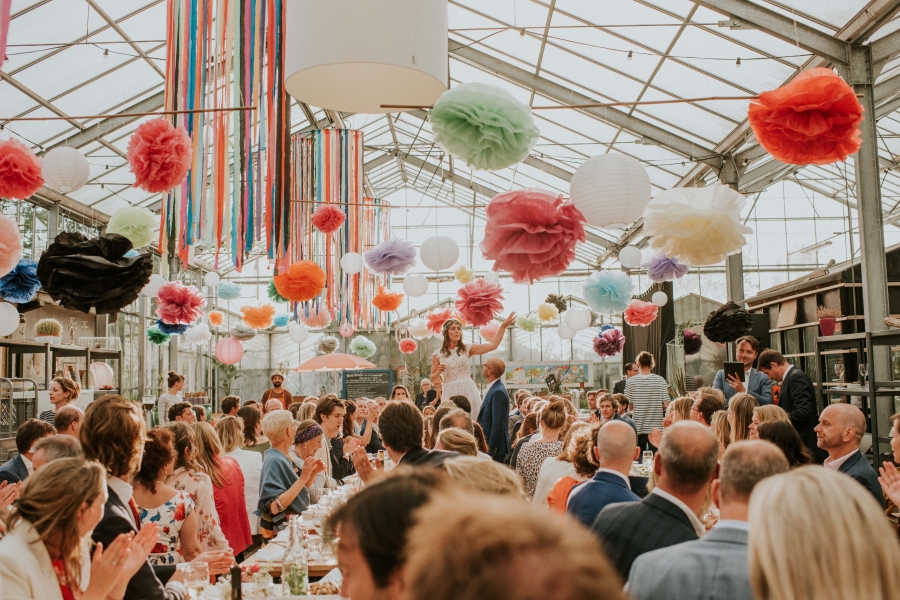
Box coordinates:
[341,399,373,446]
[389,385,411,402]
[509,412,539,469]
[157,371,184,426]
[40,377,80,427]
[237,404,269,455]
[728,392,759,443]
[709,410,732,459]
[516,397,569,499]
[532,422,589,508]
[757,420,812,468]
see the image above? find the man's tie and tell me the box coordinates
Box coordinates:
[128,497,142,531]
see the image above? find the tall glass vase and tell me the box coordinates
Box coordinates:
[282,515,309,596]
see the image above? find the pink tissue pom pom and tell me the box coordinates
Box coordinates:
[0,215,23,278]
[300,306,332,329]
[426,307,461,335]
[0,139,43,200]
[624,300,659,327]
[312,204,346,234]
[127,119,192,193]
[479,321,500,342]
[156,281,206,325]
[455,279,504,327]
[399,338,418,354]
[593,329,625,357]
[339,322,355,338]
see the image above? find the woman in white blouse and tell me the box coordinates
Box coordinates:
[215,416,263,537]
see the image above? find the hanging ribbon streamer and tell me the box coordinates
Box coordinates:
[0,0,12,72]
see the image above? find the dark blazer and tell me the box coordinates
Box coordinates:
[567,471,640,527]
[360,420,385,453]
[477,380,510,459]
[415,390,438,410]
[837,451,884,506]
[507,410,523,444]
[399,446,458,468]
[777,366,819,453]
[329,436,355,482]
[592,492,700,580]
[0,454,28,485]
[509,432,535,468]
[613,378,627,395]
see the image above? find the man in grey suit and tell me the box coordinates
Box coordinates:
[626,441,790,600]
[712,336,773,407]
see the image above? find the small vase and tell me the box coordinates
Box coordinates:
[818,317,836,336]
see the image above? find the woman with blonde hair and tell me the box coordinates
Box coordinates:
[516,397,569,499]
[749,404,790,439]
[435,427,480,456]
[40,377,80,426]
[532,422,589,509]
[749,466,900,600]
[295,402,317,422]
[728,392,758,443]
[443,456,524,498]
[709,410,731,458]
[215,415,262,539]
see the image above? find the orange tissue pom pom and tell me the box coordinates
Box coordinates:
[274,261,326,302]
[240,304,276,329]
[372,286,404,312]
[208,310,224,327]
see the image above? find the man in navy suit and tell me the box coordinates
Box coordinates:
[816,403,884,506]
[567,420,641,527]
[477,358,510,462]
[712,336,773,407]
[0,418,54,485]
[758,349,820,457]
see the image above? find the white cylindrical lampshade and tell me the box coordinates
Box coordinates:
[285,0,447,113]
[403,274,429,297]
[340,252,364,275]
[652,291,669,307]
[569,154,651,229]
[0,303,19,337]
[618,245,642,269]
[89,362,114,388]
[564,306,592,331]
[42,147,90,194]
[557,321,576,340]
[204,272,220,287]
[419,235,459,272]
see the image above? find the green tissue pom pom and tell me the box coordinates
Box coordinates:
[147,325,171,345]
[268,280,289,304]
[349,335,377,360]
[430,82,540,171]
[516,314,540,333]
[108,206,158,248]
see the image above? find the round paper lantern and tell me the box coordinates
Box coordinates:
[41,147,90,193]
[403,273,428,297]
[569,154,651,229]
[288,321,309,344]
[140,273,166,297]
[557,321,576,340]
[618,246,642,269]
[284,0,447,114]
[89,362,114,388]
[339,322,355,338]
[419,235,459,272]
[204,272,220,287]
[484,270,500,284]
[340,252,364,275]
[564,306,592,331]
[0,303,19,336]
[652,291,668,307]
[215,337,244,365]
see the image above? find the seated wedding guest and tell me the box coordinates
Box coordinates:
[473,422,490,455]
[132,428,200,564]
[517,398,568,499]
[691,388,726,427]
[816,403,882,505]
[39,377,80,426]
[748,405,790,439]
[507,392,527,442]
[647,396,692,448]
[423,405,436,418]
[599,394,637,433]
[288,402,302,420]
[0,458,157,600]
[295,402,317,422]
[547,424,599,513]
[31,434,82,470]
[303,396,319,406]
[0,418,55,484]
[532,422,589,508]
[237,405,269,455]
[437,408,489,457]
[355,398,384,454]
[242,400,259,407]
[749,467,900,600]
[878,413,900,508]
[54,405,83,437]
[429,404,455,439]
[389,385,411,402]
[508,412,539,468]
[448,394,472,415]
[164,422,230,552]
[626,441,789,600]
[167,402,195,425]
[615,394,632,418]
[342,400,373,447]
[315,395,360,484]
[443,456,525,498]
[710,410,731,458]
[191,422,251,556]
[258,411,324,538]
[435,427,480,457]
[292,419,328,504]
[216,417,262,541]
[263,399,283,415]
[728,393,758,444]
[404,490,627,600]
[567,420,641,527]
[221,396,240,417]
[593,421,719,579]
[757,420,812,468]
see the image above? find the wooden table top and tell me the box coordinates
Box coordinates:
[240,553,338,579]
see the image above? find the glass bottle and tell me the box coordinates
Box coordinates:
[282,515,309,596]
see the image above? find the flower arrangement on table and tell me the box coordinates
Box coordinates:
[211,563,273,599]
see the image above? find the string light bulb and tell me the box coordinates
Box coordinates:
[627,50,633,60]
[735,57,741,68]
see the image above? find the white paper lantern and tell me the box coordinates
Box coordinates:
[651,291,669,307]
[89,362,114,388]
[204,272,220,287]
[288,321,309,344]
[0,303,19,337]
[140,274,166,297]
[557,321,576,340]
[340,252,364,275]
[484,271,501,284]
[618,245,642,269]
[569,154,651,229]
[403,274,429,297]
[420,235,459,271]
[42,147,90,194]
[564,306,592,331]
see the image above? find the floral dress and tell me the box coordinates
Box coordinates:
[433,347,482,418]
[138,491,195,565]
[166,467,230,552]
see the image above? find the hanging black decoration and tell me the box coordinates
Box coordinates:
[703,301,753,343]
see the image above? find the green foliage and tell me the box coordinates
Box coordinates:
[204,353,242,397]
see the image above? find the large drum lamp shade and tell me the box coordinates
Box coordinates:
[285,0,448,114]
[569,154,651,229]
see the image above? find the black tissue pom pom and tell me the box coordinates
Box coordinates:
[683,329,703,355]
[703,301,753,343]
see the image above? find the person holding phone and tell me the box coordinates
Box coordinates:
[712,336,773,407]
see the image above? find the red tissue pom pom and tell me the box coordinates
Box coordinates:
[0,139,43,200]
[274,261,326,302]
[455,279,504,327]
[312,204,346,234]
[426,307,462,335]
[156,281,206,325]
[624,300,658,327]
[748,68,863,166]
[372,286,404,312]
[399,338,418,354]
[480,188,586,284]
[127,119,193,193]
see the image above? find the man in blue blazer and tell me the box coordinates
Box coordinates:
[816,403,884,506]
[0,418,55,485]
[478,358,510,462]
[712,335,773,406]
[567,420,641,527]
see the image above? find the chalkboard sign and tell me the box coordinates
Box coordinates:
[343,370,393,400]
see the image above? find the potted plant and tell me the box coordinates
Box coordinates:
[34,318,62,344]
[816,306,842,337]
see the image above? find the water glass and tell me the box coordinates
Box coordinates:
[184,562,210,599]
[313,508,326,529]
[307,535,323,561]
[642,451,654,467]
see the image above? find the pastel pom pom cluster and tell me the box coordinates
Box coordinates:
[157,320,189,335]
[316,335,339,354]
[156,281,206,325]
[0,139,44,200]
[455,279,504,327]
[364,238,417,275]
[624,300,659,326]
[268,280,289,304]
[454,265,475,284]
[479,321,500,342]
[107,206,158,248]
[536,302,559,322]
[217,281,242,300]
[426,307,458,335]
[516,314,540,332]
[583,271,634,315]
[240,304,276,329]
[0,215,23,279]
[208,310,224,327]
[593,328,625,357]
[643,255,690,283]
[300,306,332,329]
[147,325,171,345]
[127,119,192,193]
[274,261,326,302]
[312,203,346,234]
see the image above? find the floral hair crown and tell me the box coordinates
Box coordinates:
[442,318,462,334]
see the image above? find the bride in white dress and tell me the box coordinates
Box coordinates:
[430,314,516,418]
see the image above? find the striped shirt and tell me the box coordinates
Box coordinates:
[38,410,55,427]
[624,374,668,434]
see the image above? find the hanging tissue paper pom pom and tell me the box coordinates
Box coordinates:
[184,323,211,345]
[350,335,377,359]
[0,138,43,200]
[642,185,752,267]
[399,338,418,354]
[0,215,24,279]
[624,300,659,327]
[516,314,540,332]
[364,238,417,275]
[454,265,475,284]
[274,261,326,302]
[107,206,158,248]
[156,281,206,325]
[455,279,504,327]
[300,306,332,329]
[127,118,192,192]
[599,323,615,333]
[273,313,290,328]
[426,307,456,335]
[230,322,256,341]
[748,68,863,166]
[316,335,339,355]
[643,255,690,283]
[268,280,289,304]
[156,319,189,335]
[373,286,404,312]
[217,281,242,300]
[147,325,171,345]
[584,271,634,315]
[536,303,559,322]
[593,329,626,357]
[683,329,703,355]
[339,322,355,338]
[703,300,753,343]
[546,294,568,314]
[429,82,540,171]
[480,188,586,283]
[479,321,500,342]
[241,304,276,329]
[312,204,346,234]
[208,310,224,327]
[0,258,40,303]
[409,319,431,339]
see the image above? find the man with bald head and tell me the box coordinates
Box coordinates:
[816,403,883,505]
[567,420,641,527]
[593,421,720,579]
[54,405,83,437]
[477,357,510,462]
[264,398,283,415]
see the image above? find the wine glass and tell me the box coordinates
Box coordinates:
[858,363,868,385]
[184,562,210,599]
[834,363,845,386]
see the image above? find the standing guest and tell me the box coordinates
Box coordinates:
[444,456,525,498]
[31,435,82,470]
[728,393,758,444]
[167,402,196,424]
[532,422,588,508]
[477,357,511,462]
[507,392,527,442]
[415,379,436,410]
[757,420,812,468]
[710,410,731,458]
[191,406,206,423]
[509,412,539,468]
[215,416,262,540]
[593,422,719,579]
[625,351,668,451]
[749,467,900,600]
[567,421,641,527]
[0,418,55,484]
[237,405,269,455]
[815,403,882,505]
[54,405,83,437]
[356,398,384,453]
[435,428,481,457]
[547,424,599,513]
[292,420,328,504]
[39,377,80,426]
[448,394,472,414]
[516,397,568,499]
[712,336,773,406]
[389,385,411,402]
[614,362,638,395]
[748,405,790,439]
[599,393,637,433]
[616,394,633,418]
[157,371,184,426]
[260,372,292,410]
[691,388,726,427]
[626,441,790,600]
[314,395,361,484]
[132,428,201,564]
[221,396,240,417]
[757,349,819,457]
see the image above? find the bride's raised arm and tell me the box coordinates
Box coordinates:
[469,313,516,356]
